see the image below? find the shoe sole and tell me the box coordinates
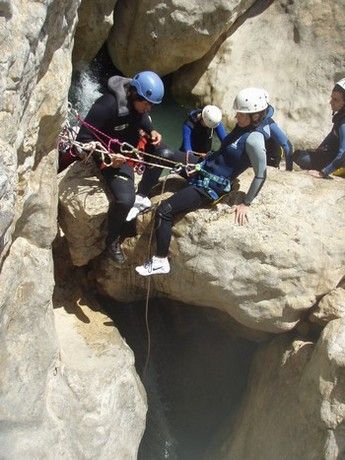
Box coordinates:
[135,267,170,277]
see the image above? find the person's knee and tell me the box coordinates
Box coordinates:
[155,145,176,161]
[116,194,135,212]
[293,149,312,169]
[156,201,173,224]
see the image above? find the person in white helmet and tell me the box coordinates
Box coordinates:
[135,87,271,276]
[180,105,227,155]
[126,105,226,222]
[293,78,345,178]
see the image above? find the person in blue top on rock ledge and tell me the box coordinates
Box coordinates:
[293,77,345,178]
[180,105,227,155]
[135,87,274,277]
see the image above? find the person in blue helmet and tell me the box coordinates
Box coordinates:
[293,78,345,178]
[75,70,165,263]
[181,105,227,155]
[135,87,271,276]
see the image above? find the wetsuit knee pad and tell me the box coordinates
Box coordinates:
[156,202,173,222]
[293,149,311,169]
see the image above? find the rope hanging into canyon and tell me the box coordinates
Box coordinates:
[142,174,169,381]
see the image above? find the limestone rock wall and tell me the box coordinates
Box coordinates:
[0,1,146,458]
[71,0,344,148]
[211,319,345,460]
[107,0,256,76]
[58,163,345,334]
[172,0,345,147]
[72,0,118,68]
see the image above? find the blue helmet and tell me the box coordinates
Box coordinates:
[130,71,164,104]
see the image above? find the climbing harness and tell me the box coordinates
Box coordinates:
[189,161,232,202]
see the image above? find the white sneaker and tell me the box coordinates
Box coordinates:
[135,256,170,276]
[126,195,152,222]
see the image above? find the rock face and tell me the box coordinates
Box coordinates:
[71,0,345,148]
[72,0,118,68]
[172,0,345,147]
[58,163,345,334]
[107,0,256,76]
[0,1,146,458]
[211,319,345,460]
[309,287,345,326]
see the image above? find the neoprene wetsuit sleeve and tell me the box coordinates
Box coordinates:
[140,113,154,135]
[322,123,345,175]
[215,123,227,142]
[182,123,193,152]
[243,131,267,205]
[270,122,293,171]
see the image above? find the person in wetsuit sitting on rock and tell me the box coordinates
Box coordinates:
[76,70,166,264]
[293,77,345,178]
[180,105,227,155]
[135,87,271,276]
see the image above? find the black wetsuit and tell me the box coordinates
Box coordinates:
[293,109,345,175]
[76,76,163,242]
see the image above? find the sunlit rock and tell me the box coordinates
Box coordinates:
[309,287,345,326]
[73,0,118,68]
[172,0,345,147]
[211,319,345,459]
[107,0,256,75]
[59,164,345,334]
[1,1,145,457]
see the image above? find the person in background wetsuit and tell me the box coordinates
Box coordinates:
[135,87,270,277]
[293,78,345,178]
[262,89,293,171]
[75,70,165,264]
[181,105,227,155]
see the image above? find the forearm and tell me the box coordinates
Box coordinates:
[322,124,345,175]
[182,124,193,151]
[244,173,267,205]
[244,132,267,205]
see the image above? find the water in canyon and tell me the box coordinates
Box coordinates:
[101,298,257,460]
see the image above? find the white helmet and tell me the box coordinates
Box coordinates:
[335,78,345,92]
[202,105,222,128]
[233,87,268,113]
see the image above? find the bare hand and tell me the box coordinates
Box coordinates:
[109,153,126,168]
[308,170,325,178]
[150,130,162,145]
[234,203,249,226]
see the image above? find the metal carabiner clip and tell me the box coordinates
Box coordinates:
[120,142,135,155]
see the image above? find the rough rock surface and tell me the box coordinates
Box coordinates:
[0,1,145,458]
[72,0,117,68]
[58,162,345,334]
[172,0,345,147]
[50,235,147,459]
[107,0,256,76]
[212,319,345,460]
[309,287,345,326]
